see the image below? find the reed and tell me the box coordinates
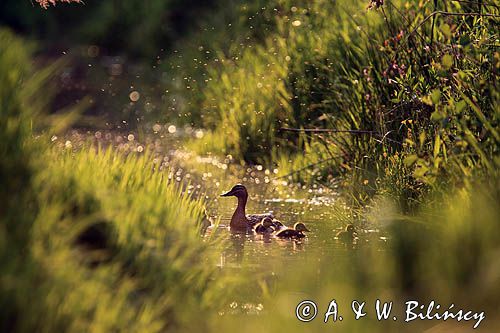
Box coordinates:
[188,0,498,207]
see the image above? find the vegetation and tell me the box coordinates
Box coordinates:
[35,0,81,9]
[1,0,499,332]
[185,0,499,206]
[0,29,226,332]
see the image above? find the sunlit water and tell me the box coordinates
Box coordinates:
[205,181,386,272]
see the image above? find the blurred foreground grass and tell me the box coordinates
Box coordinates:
[1,29,227,332]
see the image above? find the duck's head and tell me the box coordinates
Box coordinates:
[294,222,310,232]
[221,184,248,198]
[346,224,356,233]
[261,217,274,228]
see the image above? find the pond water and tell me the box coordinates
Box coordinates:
[196,172,394,322]
[202,173,388,275]
[209,182,351,265]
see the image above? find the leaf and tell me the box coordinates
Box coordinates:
[433,134,441,159]
[431,89,441,104]
[442,54,453,69]
[413,164,429,178]
[419,132,426,148]
[459,91,500,142]
[405,138,415,146]
[455,100,467,113]
[440,24,451,38]
[404,154,418,167]
[422,95,433,106]
[431,110,445,122]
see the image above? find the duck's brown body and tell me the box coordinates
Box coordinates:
[221,185,310,237]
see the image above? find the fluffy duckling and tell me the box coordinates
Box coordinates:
[335,224,356,242]
[274,222,310,239]
[254,217,276,234]
[201,208,213,232]
[271,219,285,230]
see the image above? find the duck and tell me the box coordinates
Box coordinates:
[274,222,310,239]
[220,184,274,231]
[254,217,276,234]
[335,224,356,242]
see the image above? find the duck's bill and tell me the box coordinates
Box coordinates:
[304,227,311,232]
[220,190,234,197]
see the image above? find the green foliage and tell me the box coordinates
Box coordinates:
[0,28,40,332]
[161,0,278,125]
[196,44,291,162]
[187,0,499,208]
[274,136,340,185]
[0,29,36,244]
[0,29,226,332]
[26,148,224,332]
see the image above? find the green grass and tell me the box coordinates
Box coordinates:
[31,147,226,332]
[187,0,499,207]
[2,144,230,332]
[0,29,228,332]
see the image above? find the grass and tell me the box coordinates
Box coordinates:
[30,147,226,332]
[2,142,229,332]
[186,0,499,208]
[0,29,228,332]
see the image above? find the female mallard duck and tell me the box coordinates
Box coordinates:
[221,184,274,231]
[274,222,310,239]
[335,224,356,242]
[254,217,276,234]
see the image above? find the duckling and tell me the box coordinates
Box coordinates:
[254,217,276,234]
[220,184,274,230]
[200,208,213,234]
[274,222,310,239]
[271,219,285,230]
[335,224,356,242]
